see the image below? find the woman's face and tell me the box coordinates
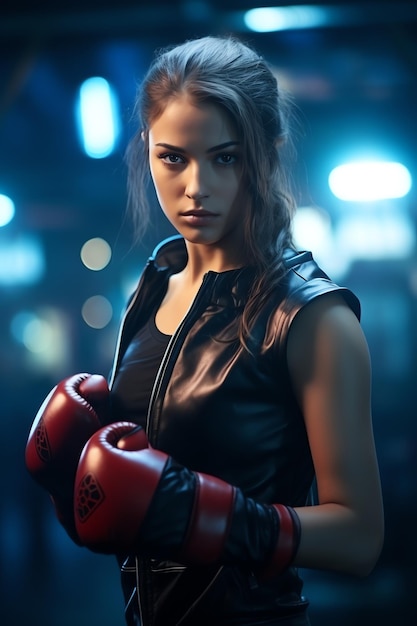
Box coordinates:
[148,95,248,251]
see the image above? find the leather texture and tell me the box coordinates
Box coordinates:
[109,235,360,625]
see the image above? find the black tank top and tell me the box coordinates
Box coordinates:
[110,313,171,428]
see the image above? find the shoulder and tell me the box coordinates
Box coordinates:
[263,251,361,358]
[281,249,360,322]
[287,291,370,400]
[288,290,365,349]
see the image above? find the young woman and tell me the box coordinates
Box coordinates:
[26,35,384,625]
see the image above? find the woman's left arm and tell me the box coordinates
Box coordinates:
[287,292,384,576]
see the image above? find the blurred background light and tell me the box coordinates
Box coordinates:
[335,212,415,260]
[82,295,113,329]
[293,205,332,251]
[10,311,37,344]
[329,161,412,201]
[1,3,417,623]
[293,205,351,280]
[80,237,112,270]
[292,202,415,279]
[10,308,71,373]
[0,235,45,285]
[243,6,328,32]
[0,194,15,227]
[76,76,120,159]
[22,317,56,353]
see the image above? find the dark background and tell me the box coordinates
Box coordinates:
[0,1,416,624]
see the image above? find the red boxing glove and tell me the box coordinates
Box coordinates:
[74,422,165,551]
[74,422,300,578]
[25,372,110,541]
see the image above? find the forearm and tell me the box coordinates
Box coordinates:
[74,423,383,579]
[294,502,384,576]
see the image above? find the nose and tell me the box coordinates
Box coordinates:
[185,163,209,200]
[186,190,208,200]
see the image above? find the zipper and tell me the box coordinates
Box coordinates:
[145,271,218,442]
[133,271,218,625]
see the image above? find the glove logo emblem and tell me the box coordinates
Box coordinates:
[35,417,51,463]
[75,472,105,522]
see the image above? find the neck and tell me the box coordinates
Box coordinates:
[182,241,247,284]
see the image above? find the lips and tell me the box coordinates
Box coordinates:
[181,209,218,217]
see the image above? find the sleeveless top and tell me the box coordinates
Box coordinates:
[111,311,170,427]
[107,236,361,626]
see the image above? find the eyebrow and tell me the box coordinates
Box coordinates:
[154,141,240,154]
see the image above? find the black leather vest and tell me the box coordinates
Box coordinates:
[108,235,360,625]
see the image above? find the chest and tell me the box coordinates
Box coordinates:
[148,307,312,502]
[155,275,202,335]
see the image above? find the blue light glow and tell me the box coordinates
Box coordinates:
[77,77,120,159]
[0,194,15,227]
[336,213,415,260]
[0,235,45,285]
[10,308,71,373]
[244,6,327,32]
[329,161,412,202]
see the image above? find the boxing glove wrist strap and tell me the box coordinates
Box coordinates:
[182,473,235,564]
[261,504,301,578]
